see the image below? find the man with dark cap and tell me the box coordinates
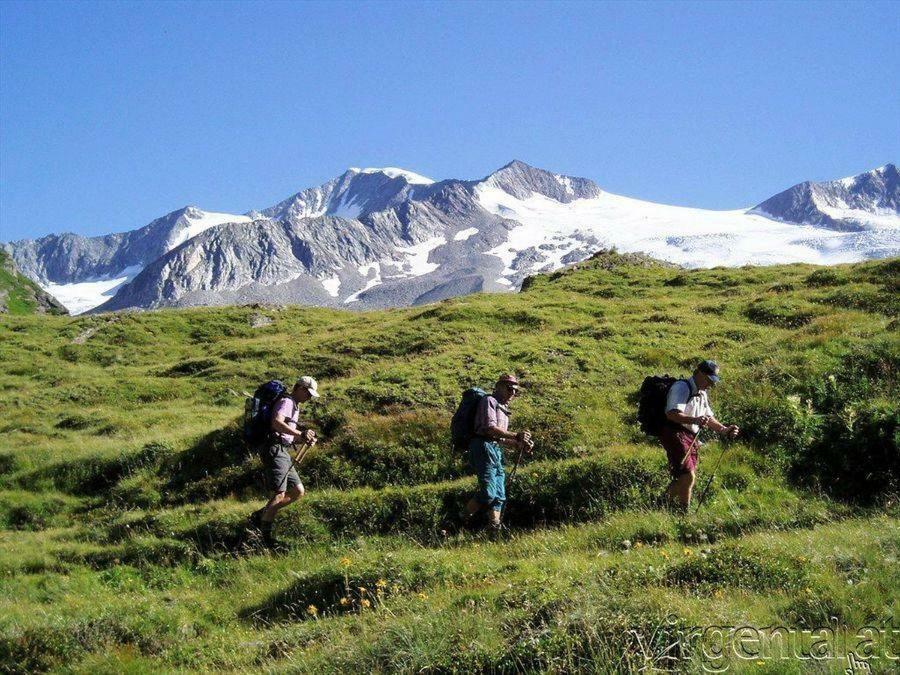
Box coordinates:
[662,360,739,512]
[462,374,533,533]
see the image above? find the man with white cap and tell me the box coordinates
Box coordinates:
[249,376,319,548]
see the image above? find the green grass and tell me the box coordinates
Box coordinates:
[0,252,898,672]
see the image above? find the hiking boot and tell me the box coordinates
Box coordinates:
[487,523,509,541]
[257,522,288,552]
[261,530,289,553]
[247,509,265,531]
[460,510,479,530]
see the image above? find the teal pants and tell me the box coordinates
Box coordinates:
[469,437,506,512]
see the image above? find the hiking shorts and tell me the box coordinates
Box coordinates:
[469,437,505,512]
[660,425,699,477]
[260,442,302,494]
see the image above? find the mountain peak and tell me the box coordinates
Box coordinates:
[753,163,899,227]
[837,163,898,188]
[347,167,434,185]
[481,160,601,203]
[262,166,433,222]
[496,159,535,172]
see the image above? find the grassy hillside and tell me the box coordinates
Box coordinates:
[0,251,897,672]
[0,249,67,316]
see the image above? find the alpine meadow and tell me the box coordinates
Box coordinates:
[1,250,898,673]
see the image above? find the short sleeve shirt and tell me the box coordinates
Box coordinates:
[665,377,713,434]
[271,397,299,444]
[474,395,510,437]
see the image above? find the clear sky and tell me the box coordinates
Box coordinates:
[1,0,898,241]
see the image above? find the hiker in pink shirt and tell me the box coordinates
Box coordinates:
[248,376,320,549]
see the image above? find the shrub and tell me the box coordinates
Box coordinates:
[664,274,691,287]
[744,297,824,328]
[0,452,18,475]
[816,286,899,316]
[723,343,899,502]
[805,269,848,287]
[158,357,220,377]
[792,399,899,502]
[310,411,462,488]
[718,391,819,462]
[0,492,70,530]
[162,426,252,502]
[243,552,488,624]
[55,414,96,430]
[665,545,808,592]
[21,442,175,495]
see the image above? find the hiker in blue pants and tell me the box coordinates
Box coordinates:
[463,374,533,533]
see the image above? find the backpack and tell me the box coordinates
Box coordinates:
[450,387,487,451]
[243,380,290,445]
[637,375,694,436]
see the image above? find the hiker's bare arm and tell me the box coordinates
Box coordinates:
[666,409,708,426]
[271,414,315,442]
[706,417,727,433]
[485,426,531,449]
[709,417,740,438]
[485,425,516,443]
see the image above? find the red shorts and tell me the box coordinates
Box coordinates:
[660,425,699,477]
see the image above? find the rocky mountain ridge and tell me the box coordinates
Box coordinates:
[3,161,898,314]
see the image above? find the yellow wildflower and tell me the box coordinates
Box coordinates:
[634,542,643,549]
[306,604,318,617]
[360,598,371,608]
[376,578,387,588]
[660,551,670,559]
[417,592,428,600]
[339,597,350,606]
[683,548,693,556]
[358,586,367,593]
[339,557,352,568]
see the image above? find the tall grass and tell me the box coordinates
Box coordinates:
[1,254,897,671]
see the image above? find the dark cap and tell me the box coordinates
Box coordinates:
[497,373,520,389]
[697,360,721,383]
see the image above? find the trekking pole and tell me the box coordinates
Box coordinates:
[693,441,732,513]
[507,442,527,484]
[289,440,314,471]
[498,440,530,524]
[680,431,702,469]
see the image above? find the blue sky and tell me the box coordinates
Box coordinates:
[1,0,898,241]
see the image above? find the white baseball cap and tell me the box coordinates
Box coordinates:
[296,375,320,397]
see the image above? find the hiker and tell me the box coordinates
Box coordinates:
[249,376,319,548]
[662,360,739,512]
[462,374,533,533]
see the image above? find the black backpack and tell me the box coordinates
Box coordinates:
[450,387,487,451]
[637,375,693,436]
[243,380,290,445]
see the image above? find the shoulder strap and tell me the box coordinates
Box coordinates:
[286,395,298,419]
[272,394,298,418]
[682,378,700,400]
